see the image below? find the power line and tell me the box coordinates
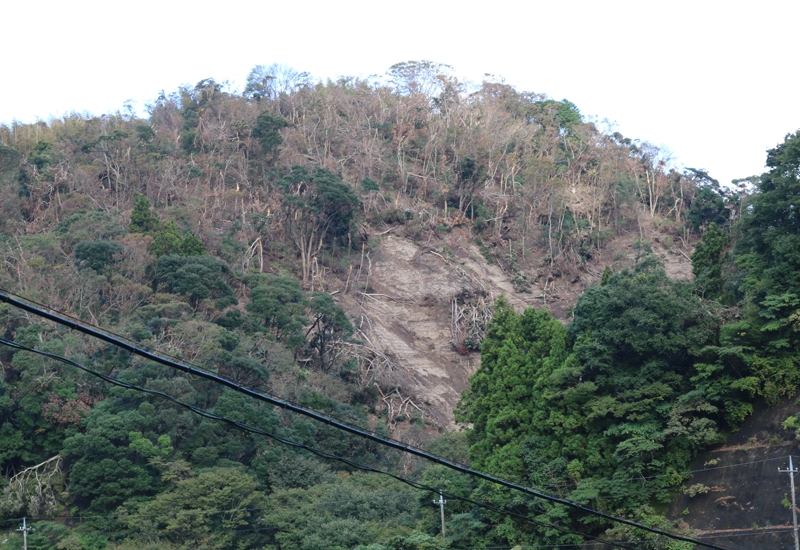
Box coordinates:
[0,292,735,550]
[4,288,784,482]
[0,337,625,550]
[0,287,471,467]
[529,455,794,492]
[16,453,780,524]
[0,291,738,550]
[568,465,793,503]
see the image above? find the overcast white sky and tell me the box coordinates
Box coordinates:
[4,0,799,187]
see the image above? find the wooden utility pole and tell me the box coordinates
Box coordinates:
[433,490,446,540]
[779,456,800,550]
[16,517,31,550]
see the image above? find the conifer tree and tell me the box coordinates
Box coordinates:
[129,195,161,234]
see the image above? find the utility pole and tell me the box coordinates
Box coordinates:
[779,456,800,550]
[433,490,446,540]
[16,517,31,550]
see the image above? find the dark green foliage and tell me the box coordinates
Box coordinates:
[738,129,800,295]
[134,123,155,142]
[19,522,71,550]
[686,168,729,229]
[600,265,612,286]
[451,155,486,212]
[423,431,469,464]
[62,401,166,512]
[279,165,360,243]
[28,140,54,171]
[456,297,570,479]
[253,111,289,155]
[3,67,800,550]
[307,292,353,371]
[213,308,244,330]
[217,354,270,389]
[691,222,730,299]
[57,210,126,247]
[262,473,423,550]
[149,219,183,257]
[217,328,240,351]
[712,131,800,407]
[149,220,205,257]
[129,195,161,234]
[360,177,380,192]
[246,274,309,349]
[456,264,731,544]
[178,232,206,255]
[536,99,582,129]
[156,254,235,305]
[74,240,123,273]
[80,129,129,154]
[0,328,84,472]
[0,144,21,178]
[120,468,265,549]
[179,129,199,153]
[384,533,450,549]
[566,263,723,473]
[243,64,276,101]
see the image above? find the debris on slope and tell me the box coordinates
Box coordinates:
[337,216,695,429]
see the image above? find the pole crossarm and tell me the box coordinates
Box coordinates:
[16,516,31,550]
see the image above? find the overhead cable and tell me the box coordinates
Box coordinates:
[0,336,625,549]
[0,291,736,550]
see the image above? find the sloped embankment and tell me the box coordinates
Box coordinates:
[668,397,800,549]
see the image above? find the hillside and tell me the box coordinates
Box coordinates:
[335,214,695,428]
[0,65,797,549]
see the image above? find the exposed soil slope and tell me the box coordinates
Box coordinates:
[337,218,694,429]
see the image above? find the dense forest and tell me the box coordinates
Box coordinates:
[0,61,798,549]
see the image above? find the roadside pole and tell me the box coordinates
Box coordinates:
[433,490,446,540]
[779,456,800,550]
[15,517,31,550]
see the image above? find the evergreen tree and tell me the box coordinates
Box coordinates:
[156,254,235,306]
[129,195,161,234]
[690,222,730,300]
[600,265,612,286]
[246,274,309,350]
[279,166,360,283]
[178,232,206,256]
[150,220,183,257]
[456,297,570,479]
[74,240,124,273]
[307,292,353,372]
[738,129,800,295]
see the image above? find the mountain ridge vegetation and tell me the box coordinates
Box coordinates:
[0,61,797,549]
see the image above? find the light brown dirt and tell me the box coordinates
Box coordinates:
[337,215,696,430]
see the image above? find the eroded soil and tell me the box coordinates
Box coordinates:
[335,217,695,429]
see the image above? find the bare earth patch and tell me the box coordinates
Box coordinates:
[335,216,695,430]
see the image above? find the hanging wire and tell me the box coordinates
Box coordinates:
[0,290,738,550]
[0,336,633,550]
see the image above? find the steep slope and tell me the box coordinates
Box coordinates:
[338,217,695,429]
[667,396,800,549]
